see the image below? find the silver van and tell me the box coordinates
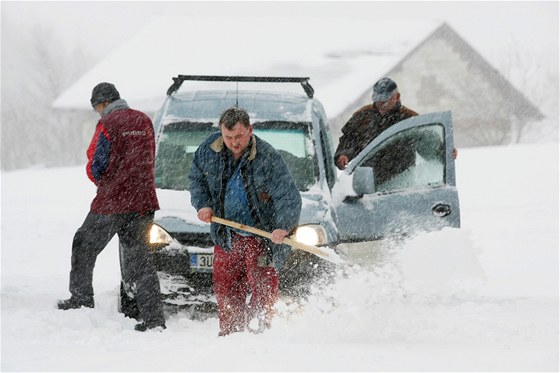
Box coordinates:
[119,76,460,317]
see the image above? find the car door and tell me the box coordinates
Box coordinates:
[332,111,460,261]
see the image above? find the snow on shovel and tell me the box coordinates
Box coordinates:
[210,216,343,264]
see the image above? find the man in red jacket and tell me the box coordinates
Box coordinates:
[58,82,165,332]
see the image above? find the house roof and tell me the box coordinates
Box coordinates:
[52,16,442,118]
[391,23,544,121]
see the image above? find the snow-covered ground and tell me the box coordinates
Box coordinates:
[1,142,558,371]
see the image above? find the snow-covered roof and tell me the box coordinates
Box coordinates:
[156,90,316,126]
[53,16,442,118]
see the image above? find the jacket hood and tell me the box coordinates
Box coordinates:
[101,99,129,117]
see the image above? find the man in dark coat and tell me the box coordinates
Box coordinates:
[189,107,301,336]
[334,77,419,171]
[334,77,457,185]
[58,82,165,332]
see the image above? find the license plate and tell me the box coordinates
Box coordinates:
[190,253,214,272]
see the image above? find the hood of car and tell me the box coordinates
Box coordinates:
[299,192,330,225]
[154,188,330,235]
[154,189,209,234]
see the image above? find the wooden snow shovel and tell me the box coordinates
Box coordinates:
[210,216,343,264]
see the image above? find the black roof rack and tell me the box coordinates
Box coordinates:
[166,75,314,98]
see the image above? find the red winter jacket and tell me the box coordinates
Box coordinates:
[86,100,159,214]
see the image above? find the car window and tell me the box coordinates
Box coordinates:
[253,126,316,191]
[359,123,445,193]
[155,121,316,192]
[319,123,336,189]
[254,128,307,157]
[155,122,216,191]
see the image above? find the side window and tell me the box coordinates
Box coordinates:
[359,124,445,193]
[319,121,336,189]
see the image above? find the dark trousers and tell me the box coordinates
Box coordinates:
[69,211,165,326]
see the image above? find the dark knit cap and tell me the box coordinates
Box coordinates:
[90,82,120,107]
[371,77,398,102]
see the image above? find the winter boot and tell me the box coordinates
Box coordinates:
[57,296,94,310]
[134,322,166,332]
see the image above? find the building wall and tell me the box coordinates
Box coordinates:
[393,37,516,148]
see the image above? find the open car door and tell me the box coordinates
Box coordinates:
[332,111,460,263]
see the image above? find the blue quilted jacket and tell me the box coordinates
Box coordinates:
[189,132,302,269]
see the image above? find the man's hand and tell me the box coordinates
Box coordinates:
[335,155,349,170]
[197,207,213,223]
[270,229,288,244]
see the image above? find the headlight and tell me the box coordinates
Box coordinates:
[149,224,172,245]
[294,225,327,246]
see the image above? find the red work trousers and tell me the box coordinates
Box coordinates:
[213,233,279,336]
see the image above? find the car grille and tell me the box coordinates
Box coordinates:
[171,232,214,247]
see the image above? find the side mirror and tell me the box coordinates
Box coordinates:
[352,166,376,195]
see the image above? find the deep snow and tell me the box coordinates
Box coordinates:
[1,142,558,371]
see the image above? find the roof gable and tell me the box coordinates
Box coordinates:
[328,22,544,147]
[53,16,441,118]
[396,23,543,120]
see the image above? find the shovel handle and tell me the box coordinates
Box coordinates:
[210,216,332,260]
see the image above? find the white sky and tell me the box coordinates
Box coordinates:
[2,0,558,74]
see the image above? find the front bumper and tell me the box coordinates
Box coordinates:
[153,239,214,276]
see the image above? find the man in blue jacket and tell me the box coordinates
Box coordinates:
[189,107,302,336]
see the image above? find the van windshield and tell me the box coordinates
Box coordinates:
[155,121,316,192]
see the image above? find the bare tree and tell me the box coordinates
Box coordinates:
[1,19,95,171]
[499,42,559,143]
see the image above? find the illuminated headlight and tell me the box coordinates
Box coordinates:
[149,224,172,245]
[294,225,327,246]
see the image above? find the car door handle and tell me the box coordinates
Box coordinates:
[432,203,451,217]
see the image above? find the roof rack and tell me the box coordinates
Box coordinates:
[166,75,314,98]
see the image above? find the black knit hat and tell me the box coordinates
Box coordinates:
[90,82,120,107]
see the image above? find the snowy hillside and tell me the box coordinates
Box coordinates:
[1,142,558,371]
